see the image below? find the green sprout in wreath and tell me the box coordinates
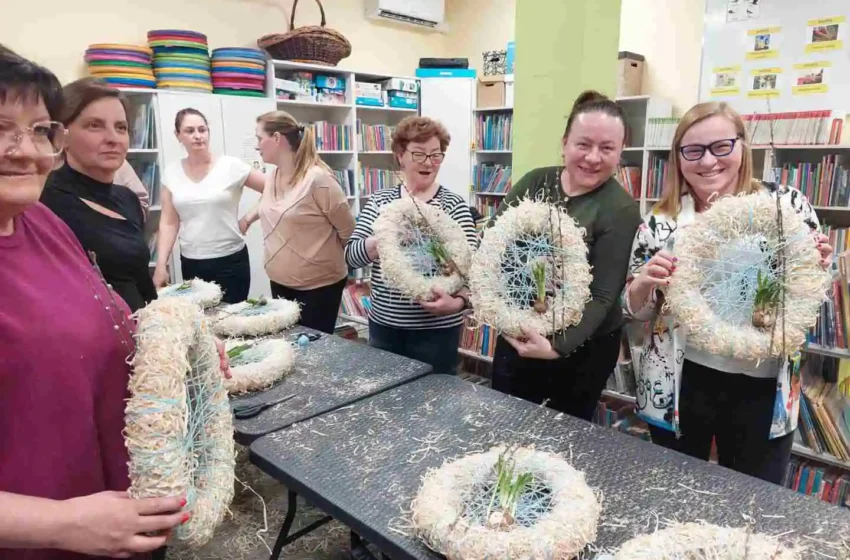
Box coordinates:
[226,343,252,360]
[426,237,458,276]
[486,454,533,529]
[752,270,782,329]
[531,260,549,314]
[175,281,192,291]
[246,296,268,307]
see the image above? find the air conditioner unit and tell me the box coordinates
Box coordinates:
[365,0,447,33]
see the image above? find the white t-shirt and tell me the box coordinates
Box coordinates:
[163,155,252,260]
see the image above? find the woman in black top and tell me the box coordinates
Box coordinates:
[41,78,155,312]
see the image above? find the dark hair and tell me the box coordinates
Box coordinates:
[0,44,63,120]
[563,90,628,142]
[175,108,208,132]
[391,116,451,156]
[61,77,129,126]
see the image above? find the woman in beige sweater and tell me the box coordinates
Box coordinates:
[245,110,355,333]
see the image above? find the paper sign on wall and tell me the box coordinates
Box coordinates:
[748,67,782,98]
[805,16,845,52]
[746,27,781,60]
[792,61,831,95]
[726,0,759,22]
[710,66,742,96]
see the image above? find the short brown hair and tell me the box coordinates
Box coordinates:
[61,77,129,126]
[391,116,451,158]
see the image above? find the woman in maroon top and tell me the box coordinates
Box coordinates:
[0,46,197,559]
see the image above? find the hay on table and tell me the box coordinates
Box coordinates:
[666,191,830,360]
[373,196,471,301]
[157,279,223,310]
[411,446,600,560]
[224,338,296,394]
[469,198,592,337]
[213,297,300,338]
[126,298,235,548]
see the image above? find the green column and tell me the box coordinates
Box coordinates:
[513,0,622,178]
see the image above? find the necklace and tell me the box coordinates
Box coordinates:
[82,250,136,359]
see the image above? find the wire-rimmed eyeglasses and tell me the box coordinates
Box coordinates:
[0,120,67,157]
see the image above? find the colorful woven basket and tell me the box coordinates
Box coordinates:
[257,0,351,67]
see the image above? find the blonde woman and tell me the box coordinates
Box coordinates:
[247,111,355,333]
[624,102,833,484]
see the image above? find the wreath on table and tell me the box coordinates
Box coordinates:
[468,198,592,337]
[213,296,301,337]
[224,338,296,394]
[157,278,223,310]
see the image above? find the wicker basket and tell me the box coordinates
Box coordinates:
[258,0,351,67]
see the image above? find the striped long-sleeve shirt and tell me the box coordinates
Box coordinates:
[345,185,479,329]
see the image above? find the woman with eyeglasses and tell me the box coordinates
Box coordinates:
[624,101,833,483]
[345,115,478,374]
[40,78,155,312]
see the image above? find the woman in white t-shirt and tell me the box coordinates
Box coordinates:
[153,108,265,303]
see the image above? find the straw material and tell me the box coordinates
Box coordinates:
[213,298,301,337]
[224,338,295,394]
[157,279,223,310]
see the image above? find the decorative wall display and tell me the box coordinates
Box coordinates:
[746,27,781,60]
[805,16,845,53]
[726,0,760,22]
[792,61,831,95]
[747,67,782,99]
[710,65,743,96]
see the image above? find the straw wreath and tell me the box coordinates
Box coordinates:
[157,278,223,309]
[213,296,301,337]
[372,196,471,301]
[125,298,235,548]
[411,446,600,560]
[469,198,592,336]
[666,191,830,360]
[224,338,295,394]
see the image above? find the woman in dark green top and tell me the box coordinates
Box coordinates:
[490,90,642,421]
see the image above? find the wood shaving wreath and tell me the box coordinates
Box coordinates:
[213,296,301,337]
[469,198,592,336]
[666,191,830,360]
[224,338,296,394]
[125,298,235,548]
[411,446,600,560]
[373,196,471,301]
[157,278,223,309]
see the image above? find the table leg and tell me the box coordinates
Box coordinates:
[269,490,333,560]
[350,531,392,560]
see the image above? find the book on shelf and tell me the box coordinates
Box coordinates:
[771,155,850,208]
[745,110,846,146]
[784,454,850,507]
[459,315,496,359]
[332,168,356,197]
[473,163,512,194]
[616,165,641,199]
[129,160,160,206]
[808,251,850,349]
[647,153,669,198]
[356,121,394,152]
[645,117,680,148]
[359,166,396,196]
[339,280,371,318]
[131,102,156,150]
[475,112,512,151]
[474,197,500,220]
[823,226,850,255]
[305,121,352,151]
[799,364,850,462]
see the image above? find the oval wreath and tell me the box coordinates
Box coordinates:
[157,278,223,310]
[666,191,829,360]
[411,446,600,560]
[213,296,301,337]
[224,338,296,394]
[372,196,471,301]
[612,522,799,559]
[126,298,235,548]
[469,198,592,336]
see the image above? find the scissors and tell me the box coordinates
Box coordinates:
[232,393,297,419]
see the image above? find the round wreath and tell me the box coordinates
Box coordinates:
[469,198,592,336]
[157,278,223,310]
[612,522,799,559]
[372,196,471,301]
[666,191,830,360]
[213,296,301,337]
[125,298,235,548]
[411,446,600,560]
[224,338,296,394]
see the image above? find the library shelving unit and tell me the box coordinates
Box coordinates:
[472,105,513,221]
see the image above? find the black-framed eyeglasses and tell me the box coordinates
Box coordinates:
[678,137,741,161]
[408,150,445,164]
[0,120,66,157]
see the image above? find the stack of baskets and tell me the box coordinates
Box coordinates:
[148,29,212,92]
[211,48,267,97]
[257,0,351,67]
[84,44,155,89]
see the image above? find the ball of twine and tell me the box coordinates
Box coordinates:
[469,198,592,336]
[411,446,600,560]
[666,191,830,360]
[157,279,223,309]
[125,298,235,548]
[373,196,471,301]
[613,522,800,559]
[224,338,296,394]
[213,297,301,337]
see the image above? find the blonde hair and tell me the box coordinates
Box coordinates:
[256,110,330,184]
[655,101,762,216]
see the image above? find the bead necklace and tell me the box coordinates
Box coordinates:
[82,250,136,359]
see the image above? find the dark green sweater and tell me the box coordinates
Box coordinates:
[492,166,642,357]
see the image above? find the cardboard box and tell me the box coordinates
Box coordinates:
[617,51,644,97]
[381,77,418,93]
[477,75,506,108]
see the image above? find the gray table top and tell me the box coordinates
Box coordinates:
[250,374,850,559]
[230,328,432,445]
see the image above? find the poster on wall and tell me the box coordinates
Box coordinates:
[805,16,845,52]
[747,67,782,98]
[791,61,831,95]
[726,0,760,22]
[746,27,780,59]
[710,66,742,96]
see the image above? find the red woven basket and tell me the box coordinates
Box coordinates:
[258,0,352,67]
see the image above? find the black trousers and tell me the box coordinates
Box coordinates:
[491,328,622,421]
[270,277,347,334]
[368,321,461,374]
[648,359,794,485]
[180,246,250,304]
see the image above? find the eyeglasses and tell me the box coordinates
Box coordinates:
[408,150,445,164]
[678,137,740,161]
[0,120,66,157]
